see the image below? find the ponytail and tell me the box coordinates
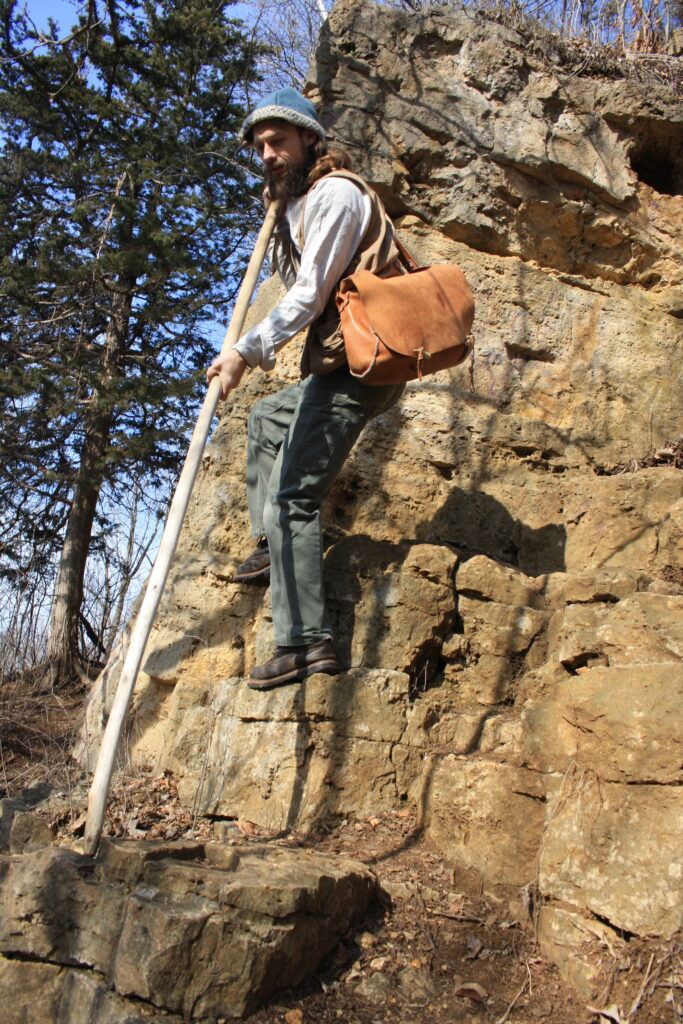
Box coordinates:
[307,147,353,185]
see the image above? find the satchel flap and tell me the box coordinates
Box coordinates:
[339,265,474,357]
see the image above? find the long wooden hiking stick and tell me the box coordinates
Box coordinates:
[82,201,281,857]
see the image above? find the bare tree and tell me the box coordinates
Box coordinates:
[243,0,330,90]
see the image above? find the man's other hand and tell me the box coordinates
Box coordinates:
[206,349,249,400]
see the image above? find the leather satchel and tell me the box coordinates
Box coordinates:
[336,239,475,385]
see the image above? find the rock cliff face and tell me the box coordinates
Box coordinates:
[80,0,682,1002]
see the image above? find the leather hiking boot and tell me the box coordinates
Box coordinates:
[233,539,270,585]
[248,640,340,691]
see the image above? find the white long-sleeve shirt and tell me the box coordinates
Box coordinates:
[233,176,372,371]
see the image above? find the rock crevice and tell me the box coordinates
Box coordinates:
[64,0,683,1008]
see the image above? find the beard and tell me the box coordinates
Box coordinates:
[265,149,316,202]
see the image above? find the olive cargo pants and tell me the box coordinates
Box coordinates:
[246,366,404,647]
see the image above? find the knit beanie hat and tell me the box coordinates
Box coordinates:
[240,87,326,143]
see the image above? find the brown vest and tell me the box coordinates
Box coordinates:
[297,170,406,377]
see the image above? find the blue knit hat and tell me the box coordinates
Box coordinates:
[240,87,326,143]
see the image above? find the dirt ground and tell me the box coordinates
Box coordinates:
[1,691,681,1024]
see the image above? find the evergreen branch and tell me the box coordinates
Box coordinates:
[0,18,104,64]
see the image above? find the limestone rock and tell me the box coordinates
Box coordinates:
[478,714,524,758]
[397,965,436,1006]
[76,0,683,1004]
[355,971,393,1004]
[0,797,53,853]
[522,664,683,783]
[456,554,546,608]
[443,557,548,706]
[544,592,683,670]
[597,592,683,664]
[539,567,653,608]
[444,652,514,706]
[0,958,65,1024]
[0,964,186,1024]
[0,840,375,1019]
[422,758,547,887]
[458,596,547,656]
[536,905,624,1001]
[160,668,419,831]
[544,601,613,670]
[539,773,683,938]
[326,538,458,673]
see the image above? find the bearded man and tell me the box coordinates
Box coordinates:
[207,88,405,690]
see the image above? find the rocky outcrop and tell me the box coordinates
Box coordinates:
[75,0,682,1005]
[0,839,374,1021]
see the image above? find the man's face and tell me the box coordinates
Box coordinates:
[252,120,317,201]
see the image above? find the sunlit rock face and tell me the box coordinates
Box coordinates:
[80,0,683,1001]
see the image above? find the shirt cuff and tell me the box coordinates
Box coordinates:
[234,324,277,372]
[233,333,260,370]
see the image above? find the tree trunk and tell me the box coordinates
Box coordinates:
[46,287,133,684]
[46,407,113,682]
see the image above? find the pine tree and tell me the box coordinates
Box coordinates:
[0,0,262,682]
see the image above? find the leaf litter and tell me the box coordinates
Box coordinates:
[28,765,683,1024]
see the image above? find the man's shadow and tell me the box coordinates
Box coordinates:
[428,486,567,577]
[324,487,566,672]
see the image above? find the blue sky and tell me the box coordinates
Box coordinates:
[23,0,84,31]
[23,0,254,33]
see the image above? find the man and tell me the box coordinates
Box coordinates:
[207,87,405,691]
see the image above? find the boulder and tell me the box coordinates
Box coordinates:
[0,840,375,1019]
[0,796,53,854]
[0,961,185,1024]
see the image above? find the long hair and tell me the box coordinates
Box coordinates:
[307,140,353,185]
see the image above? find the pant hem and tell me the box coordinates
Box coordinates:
[275,633,333,648]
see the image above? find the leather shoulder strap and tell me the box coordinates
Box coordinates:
[385,234,420,272]
[296,169,369,249]
[296,170,421,271]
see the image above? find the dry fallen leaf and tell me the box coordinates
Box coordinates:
[235,818,260,836]
[586,1004,627,1024]
[67,813,87,835]
[465,934,483,960]
[284,1010,304,1024]
[455,981,489,1001]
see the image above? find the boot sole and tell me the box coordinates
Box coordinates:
[233,567,270,585]
[247,660,340,691]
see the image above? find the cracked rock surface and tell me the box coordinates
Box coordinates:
[74,0,683,1006]
[0,839,374,1021]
